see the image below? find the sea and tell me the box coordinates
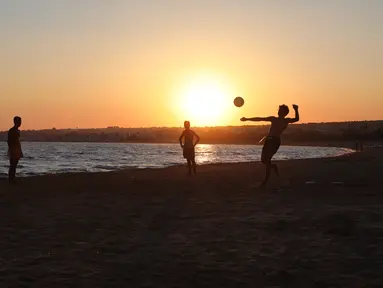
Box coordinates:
[0,142,351,177]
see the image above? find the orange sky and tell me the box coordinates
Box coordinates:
[1,1,382,130]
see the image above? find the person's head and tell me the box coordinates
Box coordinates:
[278,105,289,118]
[13,116,22,128]
[184,120,190,130]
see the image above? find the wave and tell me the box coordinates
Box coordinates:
[92,165,119,171]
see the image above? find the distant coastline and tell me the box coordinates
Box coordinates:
[1,121,382,149]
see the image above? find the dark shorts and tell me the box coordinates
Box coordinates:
[183,147,195,160]
[261,136,281,164]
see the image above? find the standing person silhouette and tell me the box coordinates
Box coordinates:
[8,116,23,184]
[179,121,200,176]
[241,104,299,186]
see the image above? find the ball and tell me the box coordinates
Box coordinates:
[234,96,244,107]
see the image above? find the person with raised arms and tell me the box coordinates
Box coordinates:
[241,104,299,186]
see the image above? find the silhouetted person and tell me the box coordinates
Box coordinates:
[241,104,299,186]
[179,121,200,176]
[8,116,23,184]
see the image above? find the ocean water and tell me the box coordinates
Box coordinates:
[1,142,351,177]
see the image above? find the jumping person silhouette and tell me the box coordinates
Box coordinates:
[7,116,23,184]
[179,121,200,176]
[241,104,299,186]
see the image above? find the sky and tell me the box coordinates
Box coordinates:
[1,0,382,130]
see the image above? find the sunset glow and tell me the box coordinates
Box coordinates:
[0,1,382,130]
[176,78,232,127]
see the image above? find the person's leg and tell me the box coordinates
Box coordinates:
[192,159,197,175]
[190,147,196,175]
[261,162,271,186]
[261,141,271,185]
[8,159,13,182]
[184,148,191,176]
[261,137,280,185]
[186,159,192,176]
[9,158,18,183]
[12,159,18,179]
[261,154,271,185]
[270,138,281,177]
[271,163,279,176]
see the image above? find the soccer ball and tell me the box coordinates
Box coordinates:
[234,96,244,107]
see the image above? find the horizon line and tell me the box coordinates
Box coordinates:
[1,119,382,133]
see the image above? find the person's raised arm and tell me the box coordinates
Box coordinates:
[179,131,184,148]
[193,131,200,147]
[286,105,299,123]
[240,116,275,122]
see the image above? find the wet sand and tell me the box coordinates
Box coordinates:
[1,149,383,287]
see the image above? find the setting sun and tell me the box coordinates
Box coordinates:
[174,77,233,127]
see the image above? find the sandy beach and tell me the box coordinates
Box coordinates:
[1,149,382,287]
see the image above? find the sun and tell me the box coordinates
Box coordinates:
[176,78,231,126]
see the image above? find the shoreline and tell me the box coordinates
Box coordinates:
[1,146,355,180]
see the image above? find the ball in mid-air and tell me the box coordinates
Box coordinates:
[234,96,244,107]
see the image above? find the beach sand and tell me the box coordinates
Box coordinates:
[1,149,382,287]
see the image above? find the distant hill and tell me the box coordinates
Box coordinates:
[1,121,383,145]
